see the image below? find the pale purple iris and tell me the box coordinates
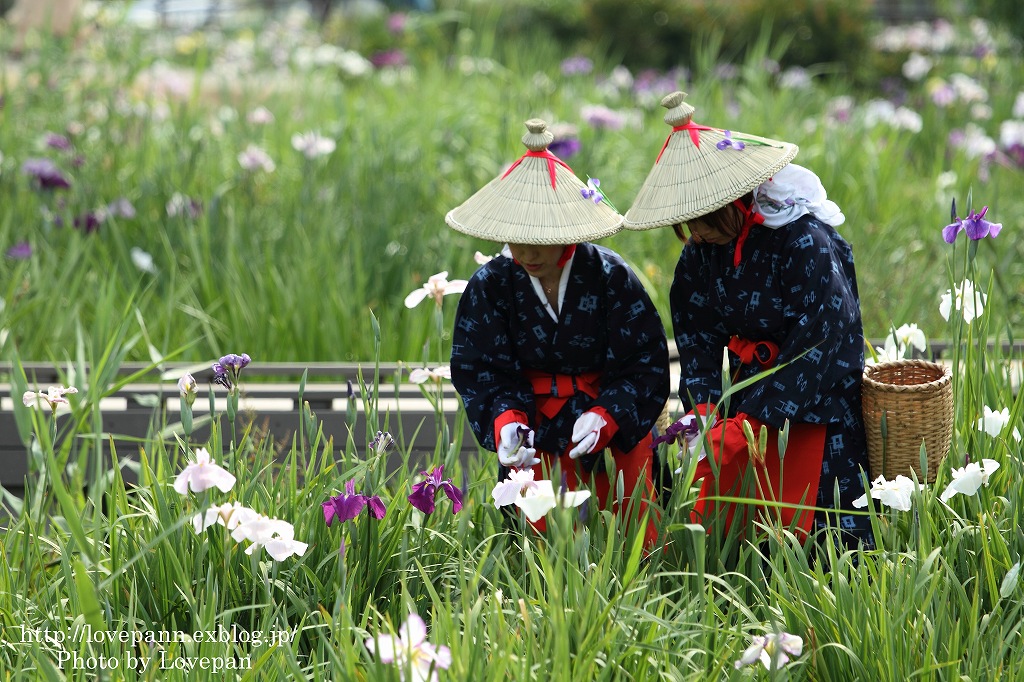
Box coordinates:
[651,416,700,448]
[408,465,463,515]
[212,352,251,389]
[561,55,593,76]
[106,197,137,220]
[21,158,71,190]
[580,178,603,204]
[6,242,32,259]
[323,480,387,526]
[46,133,73,151]
[942,201,1001,243]
[716,131,745,151]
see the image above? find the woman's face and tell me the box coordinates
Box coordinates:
[507,243,566,281]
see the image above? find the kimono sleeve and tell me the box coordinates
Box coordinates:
[449,264,536,451]
[589,256,671,450]
[670,248,729,409]
[737,224,863,426]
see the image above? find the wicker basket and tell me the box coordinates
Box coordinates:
[861,360,953,482]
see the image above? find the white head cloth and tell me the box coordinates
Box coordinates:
[753,164,845,228]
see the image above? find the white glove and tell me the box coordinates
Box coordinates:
[569,412,607,459]
[498,422,540,469]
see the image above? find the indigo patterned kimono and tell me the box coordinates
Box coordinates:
[451,242,670,472]
[671,214,873,544]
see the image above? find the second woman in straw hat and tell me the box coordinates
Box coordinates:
[446,118,670,546]
[624,91,874,550]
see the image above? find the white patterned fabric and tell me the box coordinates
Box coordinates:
[753,164,845,228]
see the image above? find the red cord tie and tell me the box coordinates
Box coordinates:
[656,121,716,163]
[731,199,765,267]
[727,337,779,368]
[501,149,573,190]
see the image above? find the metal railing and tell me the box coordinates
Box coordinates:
[2,339,1020,496]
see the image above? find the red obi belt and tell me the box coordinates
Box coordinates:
[523,369,601,420]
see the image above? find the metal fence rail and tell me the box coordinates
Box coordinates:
[2,340,1021,498]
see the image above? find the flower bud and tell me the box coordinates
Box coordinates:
[177,373,198,406]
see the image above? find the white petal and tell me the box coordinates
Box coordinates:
[173,466,194,495]
[265,538,307,561]
[492,480,522,508]
[516,491,556,523]
[400,613,428,648]
[191,463,236,493]
[777,632,803,656]
[736,639,766,668]
[880,486,913,511]
[851,493,868,508]
[431,644,452,669]
[939,292,952,321]
[559,489,591,508]
[368,633,399,663]
[404,288,429,308]
[443,280,468,296]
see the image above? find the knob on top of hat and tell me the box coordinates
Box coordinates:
[522,118,555,151]
[661,91,696,127]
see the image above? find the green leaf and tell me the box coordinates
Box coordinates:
[1000,561,1020,599]
[73,558,105,632]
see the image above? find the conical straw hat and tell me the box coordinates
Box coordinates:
[623,91,798,230]
[445,119,623,245]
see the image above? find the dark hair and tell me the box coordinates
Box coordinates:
[672,192,754,244]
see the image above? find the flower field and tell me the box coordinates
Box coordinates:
[2,2,1023,680]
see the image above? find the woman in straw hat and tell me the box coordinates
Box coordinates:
[446,119,670,546]
[623,91,873,549]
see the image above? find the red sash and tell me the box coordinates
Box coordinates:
[523,369,601,420]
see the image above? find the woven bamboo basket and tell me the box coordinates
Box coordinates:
[861,360,953,482]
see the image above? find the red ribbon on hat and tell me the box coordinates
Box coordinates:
[501,149,573,190]
[656,121,717,163]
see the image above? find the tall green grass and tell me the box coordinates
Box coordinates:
[1,300,1022,680]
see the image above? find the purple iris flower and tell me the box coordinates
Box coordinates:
[219,353,251,373]
[323,479,387,526]
[560,55,593,76]
[716,131,745,151]
[370,430,395,454]
[408,465,463,515]
[6,242,32,259]
[21,158,71,190]
[212,352,251,389]
[211,367,233,390]
[548,137,581,159]
[1005,143,1024,169]
[46,133,73,151]
[73,211,103,234]
[651,416,700,448]
[942,202,1001,243]
[370,49,407,68]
